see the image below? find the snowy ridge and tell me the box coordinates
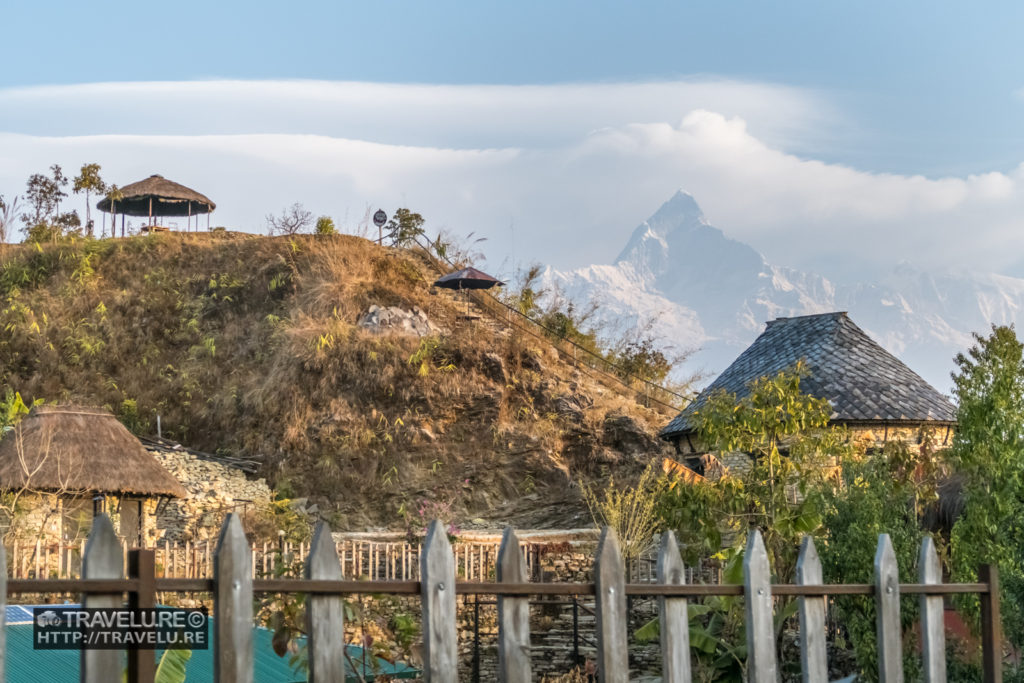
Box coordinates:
[545,190,1024,393]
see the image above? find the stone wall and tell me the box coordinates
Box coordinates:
[148,447,273,542]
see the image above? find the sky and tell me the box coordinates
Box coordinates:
[4,1,1024,279]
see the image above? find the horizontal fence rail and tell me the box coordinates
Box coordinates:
[0,515,1004,683]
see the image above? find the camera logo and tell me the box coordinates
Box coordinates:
[36,610,61,627]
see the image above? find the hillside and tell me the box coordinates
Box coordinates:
[0,232,672,529]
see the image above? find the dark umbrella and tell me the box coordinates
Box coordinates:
[432,267,504,290]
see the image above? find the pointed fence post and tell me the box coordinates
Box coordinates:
[744,529,777,683]
[214,514,253,683]
[81,514,124,683]
[0,544,6,682]
[918,537,946,683]
[796,536,828,683]
[421,520,457,683]
[657,531,691,683]
[980,564,1002,683]
[497,527,531,683]
[594,527,629,682]
[306,521,345,682]
[874,534,903,683]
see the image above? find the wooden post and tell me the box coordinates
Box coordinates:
[594,527,628,682]
[497,527,531,683]
[874,534,903,683]
[981,564,1003,683]
[918,537,946,683]
[127,549,156,683]
[744,529,777,683]
[214,514,253,682]
[796,536,827,683]
[421,520,457,683]
[81,514,124,683]
[306,522,345,682]
[0,544,6,683]
[657,531,691,683]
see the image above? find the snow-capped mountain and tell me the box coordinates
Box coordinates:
[546,190,1024,393]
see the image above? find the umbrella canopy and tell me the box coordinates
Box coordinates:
[433,267,504,290]
[96,174,215,217]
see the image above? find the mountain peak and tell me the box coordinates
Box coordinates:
[647,190,706,233]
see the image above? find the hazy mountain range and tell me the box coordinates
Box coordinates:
[546,191,1024,394]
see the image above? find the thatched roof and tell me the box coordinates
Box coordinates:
[96,174,215,217]
[0,405,187,497]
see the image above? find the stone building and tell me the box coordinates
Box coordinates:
[660,312,957,474]
[0,405,187,545]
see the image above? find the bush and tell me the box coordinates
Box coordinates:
[314,216,336,236]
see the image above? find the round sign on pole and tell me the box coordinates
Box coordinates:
[373,210,388,227]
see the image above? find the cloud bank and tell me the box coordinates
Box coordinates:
[1,79,1022,279]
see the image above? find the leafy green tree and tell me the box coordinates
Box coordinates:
[104,184,124,237]
[72,163,106,237]
[314,216,336,236]
[23,168,65,226]
[385,208,425,246]
[614,337,672,383]
[660,362,850,578]
[656,364,854,678]
[820,438,944,682]
[948,325,1024,646]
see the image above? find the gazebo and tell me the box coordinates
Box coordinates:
[96,174,216,237]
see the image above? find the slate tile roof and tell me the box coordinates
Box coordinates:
[661,312,956,439]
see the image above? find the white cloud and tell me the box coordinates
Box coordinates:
[1,80,1023,279]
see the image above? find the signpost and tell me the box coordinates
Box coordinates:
[373,210,388,245]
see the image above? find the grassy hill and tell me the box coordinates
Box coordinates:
[0,232,673,528]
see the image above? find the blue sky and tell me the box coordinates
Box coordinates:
[3,1,1024,277]
[7,0,1023,176]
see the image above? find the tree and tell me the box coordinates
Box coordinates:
[314,216,336,236]
[948,325,1024,647]
[72,163,106,237]
[614,337,672,383]
[266,203,313,235]
[656,364,854,677]
[385,208,425,246]
[821,438,945,681]
[104,184,124,238]
[22,165,69,240]
[658,362,850,579]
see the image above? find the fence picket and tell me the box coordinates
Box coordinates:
[796,536,828,683]
[214,514,254,682]
[81,514,124,683]
[919,536,945,683]
[874,534,903,683]
[744,529,777,683]
[306,522,345,682]
[0,544,6,683]
[657,531,691,683]
[421,520,457,683]
[594,527,628,682]
[497,528,531,683]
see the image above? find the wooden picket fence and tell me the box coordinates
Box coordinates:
[5,536,700,583]
[0,513,1004,683]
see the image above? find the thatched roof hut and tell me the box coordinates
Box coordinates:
[0,405,186,498]
[96,174,215,217]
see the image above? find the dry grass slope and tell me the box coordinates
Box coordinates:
[0,233,671,527]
